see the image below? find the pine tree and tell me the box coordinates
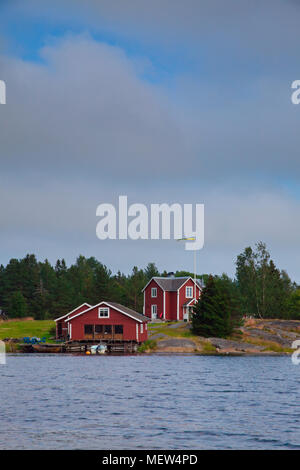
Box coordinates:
[144,263,160,280]
[192,275,233,338]
[126,267,146,312]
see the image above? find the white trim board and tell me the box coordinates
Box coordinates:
[54,303,91,322]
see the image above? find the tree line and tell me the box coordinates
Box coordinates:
[192,242,300,338]
[0,242,300,323]
[0,255,162,319]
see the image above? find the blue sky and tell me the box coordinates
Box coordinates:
[1,0,300,280]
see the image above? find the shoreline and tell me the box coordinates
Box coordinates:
[2,318,299,357]
[4,349,292,357]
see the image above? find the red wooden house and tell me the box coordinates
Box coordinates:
[64,301,149,343]
[55,302,91,340]
[143,275,202,321]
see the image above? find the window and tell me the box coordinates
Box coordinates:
[99,307,109,318]
[95,325,103,334]
[115,325,123,334]
[151,305,157,315]
[186,286,193,298]
[84,324,93,335]
[104,325,112,334]
[140,323,143,334]
[151,287,157,298]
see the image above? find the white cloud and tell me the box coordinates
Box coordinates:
[0,35,188,179]
[1,23,300,279]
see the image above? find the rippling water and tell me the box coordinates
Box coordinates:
[1,354,300,449]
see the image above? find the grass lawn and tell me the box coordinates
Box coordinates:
[0,320,56,342]
[148,321,197,339]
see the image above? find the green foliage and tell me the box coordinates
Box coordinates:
[144,263,160,280]
[175,271,208,285]
[0,243,298,321]
[138,339,157,352]
[236,242,294,318]
[8,291,28,318]
[0,256,162,319]
[285,288,300,319]
[192,275,238,338]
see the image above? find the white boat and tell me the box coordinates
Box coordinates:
[90,343,107,355]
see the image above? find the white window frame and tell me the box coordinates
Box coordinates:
[151,287,157,298]
[140,323,143,334]
[186,286,193,298]
[98,307,110,318]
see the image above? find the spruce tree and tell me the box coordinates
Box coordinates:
[192,275,233,338]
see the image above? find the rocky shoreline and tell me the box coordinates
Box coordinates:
[146,319,300,355]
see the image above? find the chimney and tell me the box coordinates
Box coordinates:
[167,272,175,278]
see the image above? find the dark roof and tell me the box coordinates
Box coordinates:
[106,302,149,323]
[150,276,202,292]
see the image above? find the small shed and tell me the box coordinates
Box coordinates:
[54,303,91,340]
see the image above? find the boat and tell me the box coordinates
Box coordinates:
[90,343,107,355]
[32,343,63,353]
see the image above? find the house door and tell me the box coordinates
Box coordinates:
[151,304,157,320]
[183,306,193,322]
[183,307,189,321]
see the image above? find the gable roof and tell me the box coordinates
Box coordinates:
[65,301,149,323]
[142,276,202,292]
[183,299,197,307]
[54,302,91,322]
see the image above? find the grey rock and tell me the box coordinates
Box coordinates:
[156,338,196,349]
[260,320,300,331]
[244,328,292,347]
[209,337,265,352]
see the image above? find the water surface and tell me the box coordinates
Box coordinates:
[1,354,300,449]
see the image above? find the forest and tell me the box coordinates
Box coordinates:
[1,242,300,320]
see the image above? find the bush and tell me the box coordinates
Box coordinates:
[138,340,157,353]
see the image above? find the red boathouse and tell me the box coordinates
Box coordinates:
[64,301,149,344]
[143,274,202,322]
[55,302,91,340]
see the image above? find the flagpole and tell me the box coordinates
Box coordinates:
[194,250,196,301]
[177,236,197,300]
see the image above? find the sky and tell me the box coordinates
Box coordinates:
[1,0,300,280]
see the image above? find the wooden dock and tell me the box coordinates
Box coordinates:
[65,340,138,354]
